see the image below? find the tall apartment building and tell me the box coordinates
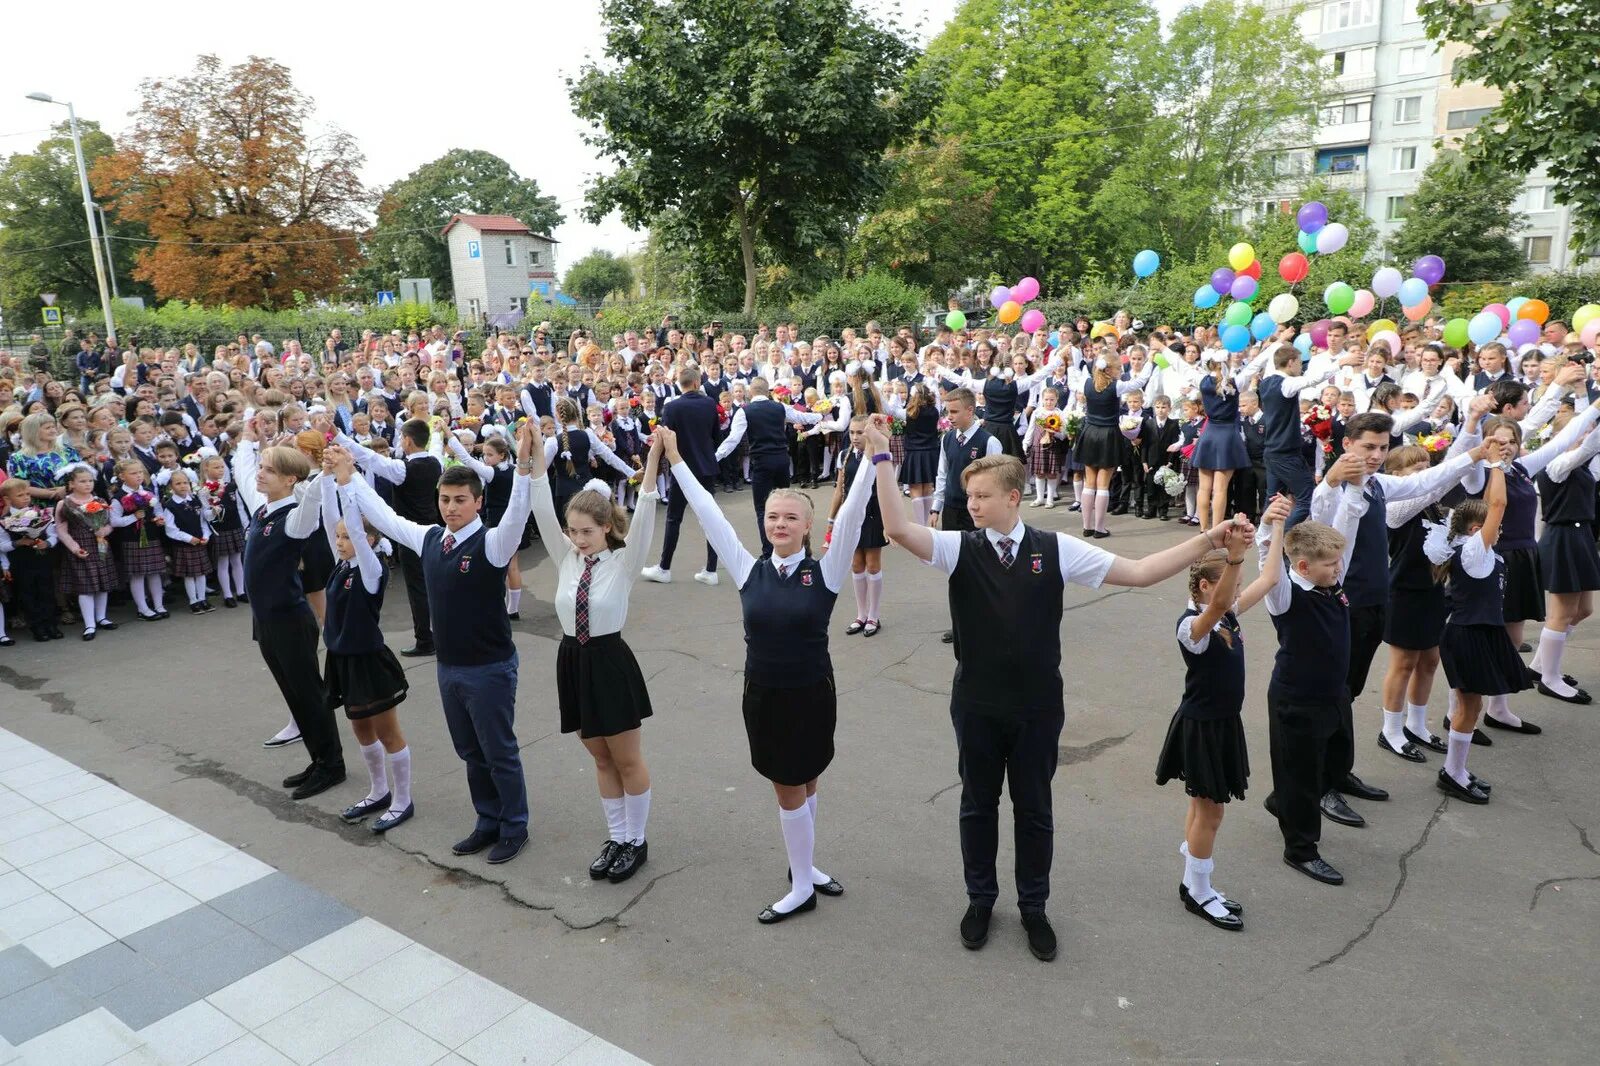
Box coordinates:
[1244,0,1589,275]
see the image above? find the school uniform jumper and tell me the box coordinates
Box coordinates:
[932,425,999,535]
[716,396,822,555]
[657,390,724,574]
[1439,536,1531,697]
[1156,607,1250,803]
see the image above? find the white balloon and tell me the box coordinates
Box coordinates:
[1268,293,1300,324]
[1315,222,1350,255]
[1372,267,1402,299]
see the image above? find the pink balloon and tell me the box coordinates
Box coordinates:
[1019,309,1045,334]
[1012,276,1041,303]
[1486,303,1511,327]
[1582,320,1600,348]
[1370,330,1401,355]
[1309,319,1331,349]
[1349,288,1375,318]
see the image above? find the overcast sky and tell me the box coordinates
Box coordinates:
[0,0,1188,277]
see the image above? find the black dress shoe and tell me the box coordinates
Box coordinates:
[282,764,317,788]
[341,793,391,823]
[607,840,648,882]
[845,620,866,636]
[452,828,499,856]
[1179,882,1242,916]
[0,636,14,646]
[1091,529,1110,538]
[1181,888,1243,931]
[1021,912,1057,961]
[1536,681,1592,705]
[48,627,65,639]
[1339,774,1388,801]
[1320,791,1366,827]
[1518,641,1533,653]
[264,731,303,749]
[1284,855,1344,885]
[1404,726,1449,753]
[1262,792,1279,819]
[223,597,237,608]
[400,644,436,658]
[1446,717,1493,746]
[1526,666,1577,687]
[1436,769,1490,804]
[1468,771,1492,794]
[371,803,413,833]
[81,630,95,642]
[589,840,623,879]
[1483,715,1541,735]
[236,592,249,604]
[487,833,528,864]
[291,766,346,801]
[941,630,955,644]
[1377,732,1426,763]
[786,869,844,896]
[757,892,816,924]
[959,903,992,949]
[96,619,116,631]
[155,610,170,620]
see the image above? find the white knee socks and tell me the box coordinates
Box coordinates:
[773,804,816,914]
[805,793,831,886]
[217,561,234,599]
[1535,627,1578,697]
[94,592,107,623]
[78,594,98,634]
[1046,477,1060,504]
[388,747,412,810]
[185,576,206,604]
[144,574,165,613]
[505,588,522,614]
[852,572,869,623]
[1185,484,1199,520]
[359,741,387,803]
[130,581,150,616]
[624,789,651,844]
[1444,729,1473,786]
[1484,693,1522,728]
[865,572,883,623]
[602,795,626,843]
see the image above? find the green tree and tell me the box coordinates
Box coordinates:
[850,139,996,297]
[1419,0,1600,255]
[0,122,149,324]
[564,250,635,305]
[1386,150,1526,283]
[569,0,928,313]
[360,149,563,300]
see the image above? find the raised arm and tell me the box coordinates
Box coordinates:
[874,422,938,562]
[1375,445,1485,504]
[1520,401,1600,478]
[335,431,407,485]
[1545,421,1600,483]
[621,435,664,578]
[231,438,265,515]
[1104,517,1249,589]
[1233,346,1273,391]
[329,447,428,554]
[1236,495,1290,614]
[340,493,385,595]
[483,424,535,567]
[819,452,877,593]
[657,427,756,585]
[283,475,322,540]
[446,434,496,484]
[1114,361,1154,396]
[318,470,344,560]
[586,430,637,477]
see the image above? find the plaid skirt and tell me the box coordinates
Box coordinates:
[117,540,167,578]
[1028,439,1064,479]
[888,434,905,466]
[210,527,246,558]
[1181,456,1200,486]
[60,545,118,595]
[170,541,212,578]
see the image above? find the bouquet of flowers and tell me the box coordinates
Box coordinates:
[1154,465,1185,499]
[0,505,50,541]
[937,416,953,432]
[813,397,833,415]
[80,499,110,554]
[1303,404,1335,458]
[118,490,156,546]
[1038,411,1064,435]
[772,385,792,402]
[1119,415,1141,441]
[1063,412,1084,440]
[889,417,906,437]
[1417,430,1453,455]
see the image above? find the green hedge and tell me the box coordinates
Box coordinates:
[71,299,459,348]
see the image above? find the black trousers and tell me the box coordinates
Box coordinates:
[659,470,720,573]
[395,546,432,647]
[1265,453,1314,528]
[9,548,56,633]
[940,504,976,533]
[950,703,1064,913]
[749,457,791,556]
[256,611,342,770]
[1232,463,1265,522]
[1267,686,1350,862]
[1117,447,1144,512]
[1336,603,1387,779]
[1142,464,1174,516]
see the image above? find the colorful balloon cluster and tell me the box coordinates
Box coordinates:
[1445,295,1572,351]
[987,276,1046,333]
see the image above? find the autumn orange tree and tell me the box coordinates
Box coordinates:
[92,54,367,308]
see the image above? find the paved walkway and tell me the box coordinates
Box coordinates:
[0,727,646,1066]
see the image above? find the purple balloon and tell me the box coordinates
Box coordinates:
[1413,255,1446,286]
[1230,275,1258,301]
[1296,201,1328,234]
[1308,319,1331,349]
[1507,318,1540,348]
[1210,267,1236,295]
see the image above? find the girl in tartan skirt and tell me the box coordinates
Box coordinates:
[53,464,118,640]
[200,455,248,608]
[108,457,170,621]
[162,468,216,614]
[1024,387,1069,508]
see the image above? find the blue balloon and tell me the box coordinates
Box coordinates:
[1398,276,1429,306]
[1194,284,1221,309]
[1047,330,1060,348]
[1251,312,1276,341]
[1133,249,1160,278]
[1221,324,1251,352]
[1467,311,1502,347]
[1293,333,1312,355]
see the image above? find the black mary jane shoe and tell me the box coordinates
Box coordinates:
[862,621,881,638]
[1436,769,1490,804]
[96,619,117,631]
[607,840,648,882]
[138,612,160,622]
[1445,717,1493,746]
[371,803,414,833]
[154,610,171,620]
[1526,666,1577,688]
[1181,888,1243,931]
[786,869,844,897]
[342,793,392,823]
[757,892,816,925]
[1483,715,1541,735]
[236,592,250,604]
[1404,726,1449,754]
[1536,681,1592,705]
[223,597,237,608]
[1179,882,1242,916]
[589,840,623,879]
[0,636,14,647]
[1377,732,1426,763]
[81,630,96,642]
[1092,529,1111,539]
[844,620,866,636]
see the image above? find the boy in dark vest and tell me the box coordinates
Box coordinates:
[871,418,1251,962]
[714,377,823,553]
[337,419,442,656]
[642,366,722,586]
[930,388,1001,643]
[327,424,537,864]
[1259,343,1363,526]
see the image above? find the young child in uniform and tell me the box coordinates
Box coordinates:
[0,477,59,642]
[54,464,118,639]
[162,468,217,614]
[831,415,889,636]
[109,457,169,621]
[199,454,248,608]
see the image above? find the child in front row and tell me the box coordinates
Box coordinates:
[162,468,217,614]
[1156,493,1290,932]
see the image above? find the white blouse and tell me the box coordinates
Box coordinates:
[530,474,659,638]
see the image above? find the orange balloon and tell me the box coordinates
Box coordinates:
[1517,298,1550,325]
[998,300,1022,325]
[1403,297,1432,321]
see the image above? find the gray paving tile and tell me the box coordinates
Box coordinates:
[96,964,201,1030]
[249,895,359,953]
[122,903,240,967]
[209,872,328,926]
[0,974,93,1044]
[180,926,285,997]
[0,945,52,998]
[55,941,156,998]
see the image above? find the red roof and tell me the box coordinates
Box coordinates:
[441,213,558,242]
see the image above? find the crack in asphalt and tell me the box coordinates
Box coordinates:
[827,1021,880,1066]
[1529,820,1600,911]
[1572,819,1599,858]
[1308,796,1447,972]
[924,780,961,805]
[173,754,379,841]
[0,663,96,723]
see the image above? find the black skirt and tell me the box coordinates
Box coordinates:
[1154,710,1249,804]
[1501,545,1545,623]
[1440,623,1533,697]
[325,646,409,719]
[857,507,887,551]
[557,633,653,737]
[1539,523,1600,594]
[300,535,335,593]
[982,418,1022,459]
[1075,423,1124,470]
[743,675,836,786]
[1384,585,1449,650]
[898,446,939,486]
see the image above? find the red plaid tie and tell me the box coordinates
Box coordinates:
[442,533,456,554]
[777,563,789,579]
[576,555,597,644]
[997,536,1015,569]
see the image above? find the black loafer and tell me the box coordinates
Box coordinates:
[1536,681,1592,705]
[372,803,414,833]
[282,764,317,788]
[1021,912,1057,961]
[1436,769,1490,804]
[757,892,816,925]
[1181,889,1243,931]
[81,630,95,642]
[452,828,499,856]
[786,869,844,896]
[1469,771,1492,794]
[1518,641,1533,653]
[341,793,391,823]
[1284,855,1344,885]
[1320,791,1366,827]
[97,619,117,631]
[1179,882,1242,916]
[845,620,866,636]
[1339,774,1388,801]
[291,766,346,801]
[589,840,623,879]
[959,903,992,949]
[1262,792,1279,819]
[1404,726,1449,753]
[941,630,955,644]
[1483,715,1541,735]
[1378,733,1426,763]
[400,644,436,658]
[1447,717,1493,746]
[486,833,528,864]
[606,840,648,882]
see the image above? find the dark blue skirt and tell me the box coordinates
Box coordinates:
[1194,421,1249,471]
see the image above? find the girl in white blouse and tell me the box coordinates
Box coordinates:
[527,419,664,886]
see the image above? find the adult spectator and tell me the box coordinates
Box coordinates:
[6,412,78,502]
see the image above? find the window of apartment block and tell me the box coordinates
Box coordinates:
[1393,95,1422,124]
[1328,47,1375,77]
[1385,195,1409,221]
[1320,100,1371,126]
[1523,236,1552,264]
[1401,0,1421,23]
[1521,186,1556,212]
[1445,107,1494,130]
[467,298,482,319]
[527,248,541,266]
[510,297,526,313]
[1397,45,1428,75]
[1321,0,1376,32]
[1392,146,1418,172]
[504,239,515,265]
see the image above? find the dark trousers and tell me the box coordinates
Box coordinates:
[1266,686,1351,862]
[256,611,342,770]
[10,549,56,634]
[1338,603,1387,779]
[1142,464,1174,516]
[659,470,720,573]
[437,654,528,837]
[1265,452,1314,528]
[750,457,791,556]
[797,436,824,484]
[1232,463,1265,522]
[396,546,431,647]
[940,503,976,533]
[950,703,1064,912]
[1115,446,1142,511]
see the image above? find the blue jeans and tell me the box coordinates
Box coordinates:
[437,654,528,838]
[1264,452,1314,528]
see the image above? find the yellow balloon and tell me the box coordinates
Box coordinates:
[1365,318,1398,340]
[1403,297,1432,321]
[1228,242,1255,272]
[1090,321,1115,339]
[998,300,1022,325]
[1575,304,1600,332]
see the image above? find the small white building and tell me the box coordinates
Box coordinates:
[442,213,559,323]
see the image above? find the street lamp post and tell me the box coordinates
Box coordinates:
[91,202,119,300]
[26,92,116,343]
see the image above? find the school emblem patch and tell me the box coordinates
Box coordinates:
[1030,555,1043,574]
[968,447,978,459]
[800,571,813,586]
[459,554,472,574]
[260,522,274,537]
[343,575,354,590]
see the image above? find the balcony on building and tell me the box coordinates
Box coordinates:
[1314,147,1369,193]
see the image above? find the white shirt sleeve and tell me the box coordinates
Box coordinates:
[585,430,636,477]
[283,477,322,540]
[931,445,949,507]
[1259,522,1293,616]
[231,441,265,516]
[1055,532,1115,588]
[337,477,428,555]
[528,474,571,560]
[1177,614,1212,655]
[1546,425,1600,483]
[337,432,407,485]
[340,494,385,595]
[1520,402,1600,479]
[669,459,756,586]
[819,458,876,592]
[446,436,496,484]
[1460,531,1496,580]
[924,530,965,575]
[621,488,660,580]
[714,408,748,461]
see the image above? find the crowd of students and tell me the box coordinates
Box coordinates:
[1,304,1596,953]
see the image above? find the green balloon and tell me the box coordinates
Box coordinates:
[1442,318,1470,347]
[1223,301,1253,327]
[1297,229,1319,255]
[1324,282,1354,316]
[946,310,966,331]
